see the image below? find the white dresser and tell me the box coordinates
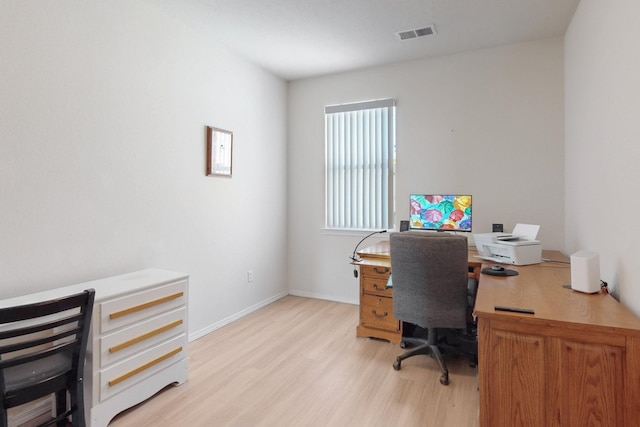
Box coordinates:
[0,269,189,427]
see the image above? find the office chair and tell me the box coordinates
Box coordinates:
[390,232,477,385]
[0,289,95,427]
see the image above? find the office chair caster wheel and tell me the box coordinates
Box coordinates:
[440,372,449,385]
[393,358,401,370]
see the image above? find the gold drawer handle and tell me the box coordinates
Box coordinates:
[373,267,389,275]
[109,320,184,353]
[372,310,388,319]
[372,283,391,291]
[109,292,184,319]
[108,347,182,387]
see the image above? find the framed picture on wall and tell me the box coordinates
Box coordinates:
[206,126,233,177]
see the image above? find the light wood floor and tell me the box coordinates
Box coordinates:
[109,296,480,427]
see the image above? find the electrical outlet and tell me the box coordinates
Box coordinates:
[247,270,253,282]
[492,223,504,232]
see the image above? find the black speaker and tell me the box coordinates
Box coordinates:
[400,220,409,232]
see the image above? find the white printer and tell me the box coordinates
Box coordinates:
[473,223,542,265]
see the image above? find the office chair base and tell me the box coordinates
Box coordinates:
[392,342,450,385]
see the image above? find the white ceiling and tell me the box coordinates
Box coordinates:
[183,0,581,81]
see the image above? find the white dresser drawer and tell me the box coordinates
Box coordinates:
[100,280,186,334]
[99,334,187,401]
[100,307,186,368]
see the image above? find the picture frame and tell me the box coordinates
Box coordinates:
[206,126,233,177]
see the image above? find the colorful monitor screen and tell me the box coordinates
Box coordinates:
[409,194,472,232]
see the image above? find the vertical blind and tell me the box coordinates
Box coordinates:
[325,98,396,230]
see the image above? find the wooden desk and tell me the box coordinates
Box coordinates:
[355,242,640,426]
[353,240,481,344]
[474,254,640,426]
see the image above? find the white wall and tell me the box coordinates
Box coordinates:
[565,0,640,316]
[288,38,565,304]
[0,0,289,337]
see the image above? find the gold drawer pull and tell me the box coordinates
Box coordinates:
[109,320,184,353]
[109,292,184,319]
[372,283,391,291]
[373,267,389,275]
[108,347,182,387]
[372,310,388,319]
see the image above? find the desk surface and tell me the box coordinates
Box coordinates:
[357,240,640,334]
[356,240,483,268]
[475,257,640,334]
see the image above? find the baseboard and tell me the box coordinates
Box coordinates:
[188,291,289,342]
[288,289,358,306]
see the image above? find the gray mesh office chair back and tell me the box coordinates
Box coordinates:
[390,231,471,385]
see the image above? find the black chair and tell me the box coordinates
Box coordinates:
[0,289,95,427]
[390,232,477,385]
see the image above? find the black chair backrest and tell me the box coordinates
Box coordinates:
[390,232,468,329]
[0,289,95,411]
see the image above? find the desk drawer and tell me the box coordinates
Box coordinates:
[100,280,187,334]
[100,307,186,368]
[360,294,399,332]
[362,276,393,297]
[100,334,186,401]
[360,265,391,280]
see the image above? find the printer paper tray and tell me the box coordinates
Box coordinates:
[475,255,516,265]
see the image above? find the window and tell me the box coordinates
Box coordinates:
[325,98,396,230]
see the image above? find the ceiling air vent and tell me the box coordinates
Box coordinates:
[396,25,437,41]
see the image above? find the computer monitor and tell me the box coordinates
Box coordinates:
[409,194,472,232]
